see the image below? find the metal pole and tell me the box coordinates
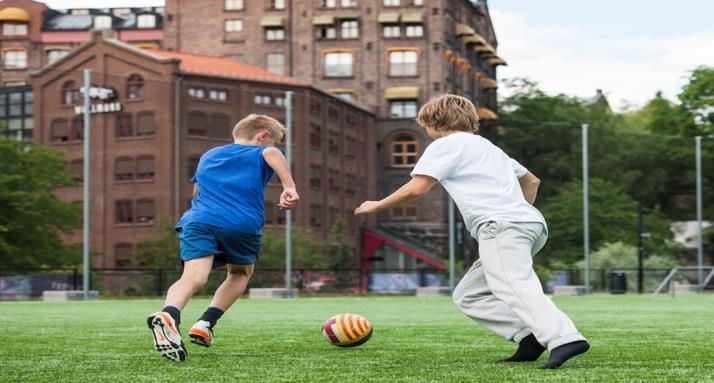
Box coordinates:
[695,136,704,292]
[285,91,293,298]
[448,196,456,291]
[582,124,590,294]
[82,69,91,300]
[637,196,644,294]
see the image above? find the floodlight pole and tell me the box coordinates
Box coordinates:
[448,196,456,292]
[285,91,293,298]
[582,124,590,294]
[82,69,91,300]
[695,136,703,292]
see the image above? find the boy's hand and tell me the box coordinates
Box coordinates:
[354,201,381,215]
[278,188,299,210]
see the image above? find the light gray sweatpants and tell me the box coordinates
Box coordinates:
[452,221,586,350]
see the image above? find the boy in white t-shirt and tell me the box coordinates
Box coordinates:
[355,94,589,369]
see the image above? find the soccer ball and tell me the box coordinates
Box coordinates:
[322,313,373,347]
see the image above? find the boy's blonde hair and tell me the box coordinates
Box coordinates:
[416,94,480,133]
[232,114,286,141]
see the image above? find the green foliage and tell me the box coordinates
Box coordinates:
[679,66,714,134]
[540,179,674,268]
[574,242,679,271]
[134,219,180,269]
[0,138,81,270]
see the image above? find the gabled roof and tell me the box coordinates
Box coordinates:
[150,50,306,86]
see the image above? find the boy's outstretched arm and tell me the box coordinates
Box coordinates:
[262,147,300,210]
[519,171,541,205]
[355,175,437,215]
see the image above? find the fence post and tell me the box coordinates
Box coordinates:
[156,268,163,296]
[73,268,79,290]
[601,269,607,291]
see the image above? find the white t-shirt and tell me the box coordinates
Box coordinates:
[410,132,546,235]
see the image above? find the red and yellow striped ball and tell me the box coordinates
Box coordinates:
[322,313,373,347]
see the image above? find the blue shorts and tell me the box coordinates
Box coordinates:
[178,222,261,267]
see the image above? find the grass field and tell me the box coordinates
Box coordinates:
[1,294,712,383]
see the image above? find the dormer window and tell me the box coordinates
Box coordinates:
[137,14,156,28]
[2,23,27,36]
[94,15,112,29]
[0,7,30,36]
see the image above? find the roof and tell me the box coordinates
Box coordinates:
[150,50,306,86]
[43,7,163,31]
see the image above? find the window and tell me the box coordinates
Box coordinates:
[391,135,418,167]
[345,136,356,160]
[264,201,276,225]
[72,117,84,141]
[225,19,243,32]
[187,156,200,180]
[310,97,322,115]
[332,91,354,102]
[407,0,423,5]
[383,25,400,37]
[114,243,134,268]
[136,111,155,136]
[116,200,134,223]
[318,25,337,39]
[136,199,155,223]
[345,173,356,196]
[406,24,424,37]
[62,81,79,105]
[51,119,69,142]
[310,204,323,228]
[322,0,337,7]
[136,156,155,180]
[383,0,400,6]
[3,49,27,69]
[69,159,83,182]
[137,14,156,28]
[310,164,322,190]
[270,0,286,9]
[209,113,231,138]
[225,0,244,10]
[266,53,285,75]
[254,94,272,105]
[275,95,285,106]
[328,169,340,192]
[208,89,228,101]
[328,131,339,155]
[188,111,208,136]
[341,0,358,7]
[389,50,418,76]
[391,202,418,219]
[390,100,418,118]
[188,87,206,98]
[340,20,359,38]
[3,23,28,36]
[324,51,353,77]
[115,157,134,181]
[127,74,144,100]
[94,15,113,29]
[115,113,133,138]
[46,49,69,64]
[309,124,322,149]
[266,28,285,41]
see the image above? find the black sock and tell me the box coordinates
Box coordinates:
[199,307,225,329]
[502,334,546,362]
[539,340,590,369]
[162,305,181,328]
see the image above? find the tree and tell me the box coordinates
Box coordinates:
[135,221,180,269]
[0,138,81,270]
[540,178,674,268]
[679,66,714,134]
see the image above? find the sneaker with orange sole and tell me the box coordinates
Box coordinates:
[188,320,214,348]
[147,312,187,362]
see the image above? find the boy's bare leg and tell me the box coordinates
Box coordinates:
[164,256,215,310]
[210,264,254,310]
[188,264,254,348]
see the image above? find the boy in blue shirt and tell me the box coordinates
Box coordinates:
[147,114,299,362]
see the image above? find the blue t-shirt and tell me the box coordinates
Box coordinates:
[177,144,276,235]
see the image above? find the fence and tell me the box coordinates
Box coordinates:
[3,267,708,299]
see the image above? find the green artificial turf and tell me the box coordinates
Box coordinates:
[0,294,712,382]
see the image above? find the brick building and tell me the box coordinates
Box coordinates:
[30,31,377,268]
[162,0,505,258]
[0,0,164,140]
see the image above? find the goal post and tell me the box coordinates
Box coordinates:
[651,266,714,298]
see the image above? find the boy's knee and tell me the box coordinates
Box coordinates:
[182,271,209,287]
[227,264,254,278]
